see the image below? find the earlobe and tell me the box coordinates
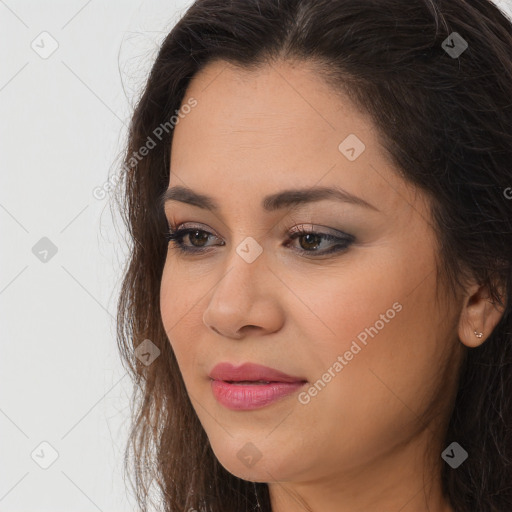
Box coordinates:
[458,282,507,348]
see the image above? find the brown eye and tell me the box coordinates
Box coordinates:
[165,227,222,253]
[187,230,210,247]
[165,224,353,257]
[286,226,354,256]
[298,233,323,251]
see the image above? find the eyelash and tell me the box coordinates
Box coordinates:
[164,224,354,257]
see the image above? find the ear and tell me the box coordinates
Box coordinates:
[458,281,507,348]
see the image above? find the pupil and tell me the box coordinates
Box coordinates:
[301,233,320,250]
[191,230,208,246]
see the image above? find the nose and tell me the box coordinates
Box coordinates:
[202,251,285,339]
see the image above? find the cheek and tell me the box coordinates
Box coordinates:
[285,234,443,379]
[282,252,450,443]
[159,262,204,373]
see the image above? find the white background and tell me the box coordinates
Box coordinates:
[1,0,511,510]
[0,1,193,511]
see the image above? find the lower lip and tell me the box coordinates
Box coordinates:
[210,380,307,410]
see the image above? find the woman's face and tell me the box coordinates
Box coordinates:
[160,59,464,492]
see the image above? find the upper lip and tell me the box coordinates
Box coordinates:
[209,362,307,383]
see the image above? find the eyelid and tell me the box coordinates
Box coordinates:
[287,223,351,239]
[170,221,349,239]
[171,221,221,237]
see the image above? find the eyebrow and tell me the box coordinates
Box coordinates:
[159,184,379,213]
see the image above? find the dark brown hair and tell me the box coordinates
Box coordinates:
[114,1,512,510]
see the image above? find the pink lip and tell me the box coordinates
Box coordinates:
[208,362,307,410]
[209,362,306,383]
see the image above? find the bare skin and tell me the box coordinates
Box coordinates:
[159,59,505,512]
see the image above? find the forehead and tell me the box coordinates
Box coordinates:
[173,59,366,151]
[168,59,420,218]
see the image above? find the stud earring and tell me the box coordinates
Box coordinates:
[474,329,483,339]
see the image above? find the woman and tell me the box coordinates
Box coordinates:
[114,0,512,510]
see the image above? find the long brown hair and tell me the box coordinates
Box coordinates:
[113,1,512,510]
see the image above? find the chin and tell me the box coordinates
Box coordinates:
[209,437,300,483]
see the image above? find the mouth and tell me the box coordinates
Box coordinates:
[224,380,273,384]
[208,361,307,384]
[208,362,308,410]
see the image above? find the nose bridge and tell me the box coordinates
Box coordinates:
[202,238,280,337]
[210,238,265,310]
